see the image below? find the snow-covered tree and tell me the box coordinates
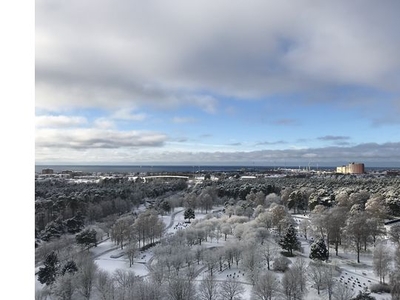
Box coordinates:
[309,238,329,261]
[252,271,280,300]
[344,211,370,263]
[38,251,60,286]
[332,283,355,300]
[75,255,98,300]
[389,223,400,245]
[373,243,392,284]
[198,274,219,300]
[96,270,115,300]
[184,208,195,223]
[75,228,97,250]
[308,261,325,295]
[219,278,245,300]
[279,225,300,256]
[52,272,77,300]
[273,256,291,272]
[282,265,306,300]
[166,274,197,300]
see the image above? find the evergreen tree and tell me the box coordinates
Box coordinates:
[309,238,329,261]
[38,251,60,286]
[76,229,97,250]
[64,212,85,234]
[279,225,300,256]
[184,208,195,223]
[161,201,171,214]
[61,260,78,275]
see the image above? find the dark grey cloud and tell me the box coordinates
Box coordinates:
[36,0,400,121]
[37,141,400,167]
[139,142,400,166]
[256,140,287,146]
[317,135,350,141]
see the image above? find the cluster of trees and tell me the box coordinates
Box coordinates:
[36,172,400,299]
[35,178,187,241]
[110,209,165,250]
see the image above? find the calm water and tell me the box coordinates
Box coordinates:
[35,165,398,174]
[35,165,280,174]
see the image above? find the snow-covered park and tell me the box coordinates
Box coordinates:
[35,206,399,300]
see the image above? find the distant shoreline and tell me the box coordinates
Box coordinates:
[35,164,399,174]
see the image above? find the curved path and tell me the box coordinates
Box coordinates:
[166,209,184,230]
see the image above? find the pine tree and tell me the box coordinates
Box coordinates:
[76,229,97,250]
[184,208,195,223]
[309,238,329,261]
[38,251,60,286]
[279,225,300,256]
[61,260,78,275]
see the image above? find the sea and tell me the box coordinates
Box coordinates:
[35,165,398,174]
[35,165,283,174]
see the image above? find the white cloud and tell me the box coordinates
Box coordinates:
[93,118,116,129]
[35,115,87,128]
[36,128,167,149]
[110,108,148,121]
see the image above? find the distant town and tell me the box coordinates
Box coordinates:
[36,162,400,184]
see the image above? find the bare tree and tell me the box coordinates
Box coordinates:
[391,272,400,300]
[260,240,278,270]
[110,217,132,249]
[96,270,115,300]
[242,243,262,285]
[281,265,306,300]
[219,278,245,300]
[395,244,400,270]
[308,261,324,295]
[132,279,164,300]
[52,273,77,300]
[322,265,337,300]
[113,269,140,300]
[126,241,137,268]
[373,243,392,284]
[203,249,219,277]
[252,271,280,300]
[148,260,166,285]
[255,227,270,245]
[299,219,311,240]
[76,254,98,300]
[332,282,355,300]
[269,204,289,236]
[166,274,197,300]
[389,224,400,245]
[326,206,348,257]
[343,211,370,263]
[198,273,220,300]
[221,224,232,241]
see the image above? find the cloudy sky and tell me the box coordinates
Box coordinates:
[35,0,400,167]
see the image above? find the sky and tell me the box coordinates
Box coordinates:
[34,0,400,167]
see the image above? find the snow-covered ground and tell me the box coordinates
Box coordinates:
[35,209,396,299]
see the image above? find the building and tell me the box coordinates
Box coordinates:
[336,162,365,174]
[41,168,54,174]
